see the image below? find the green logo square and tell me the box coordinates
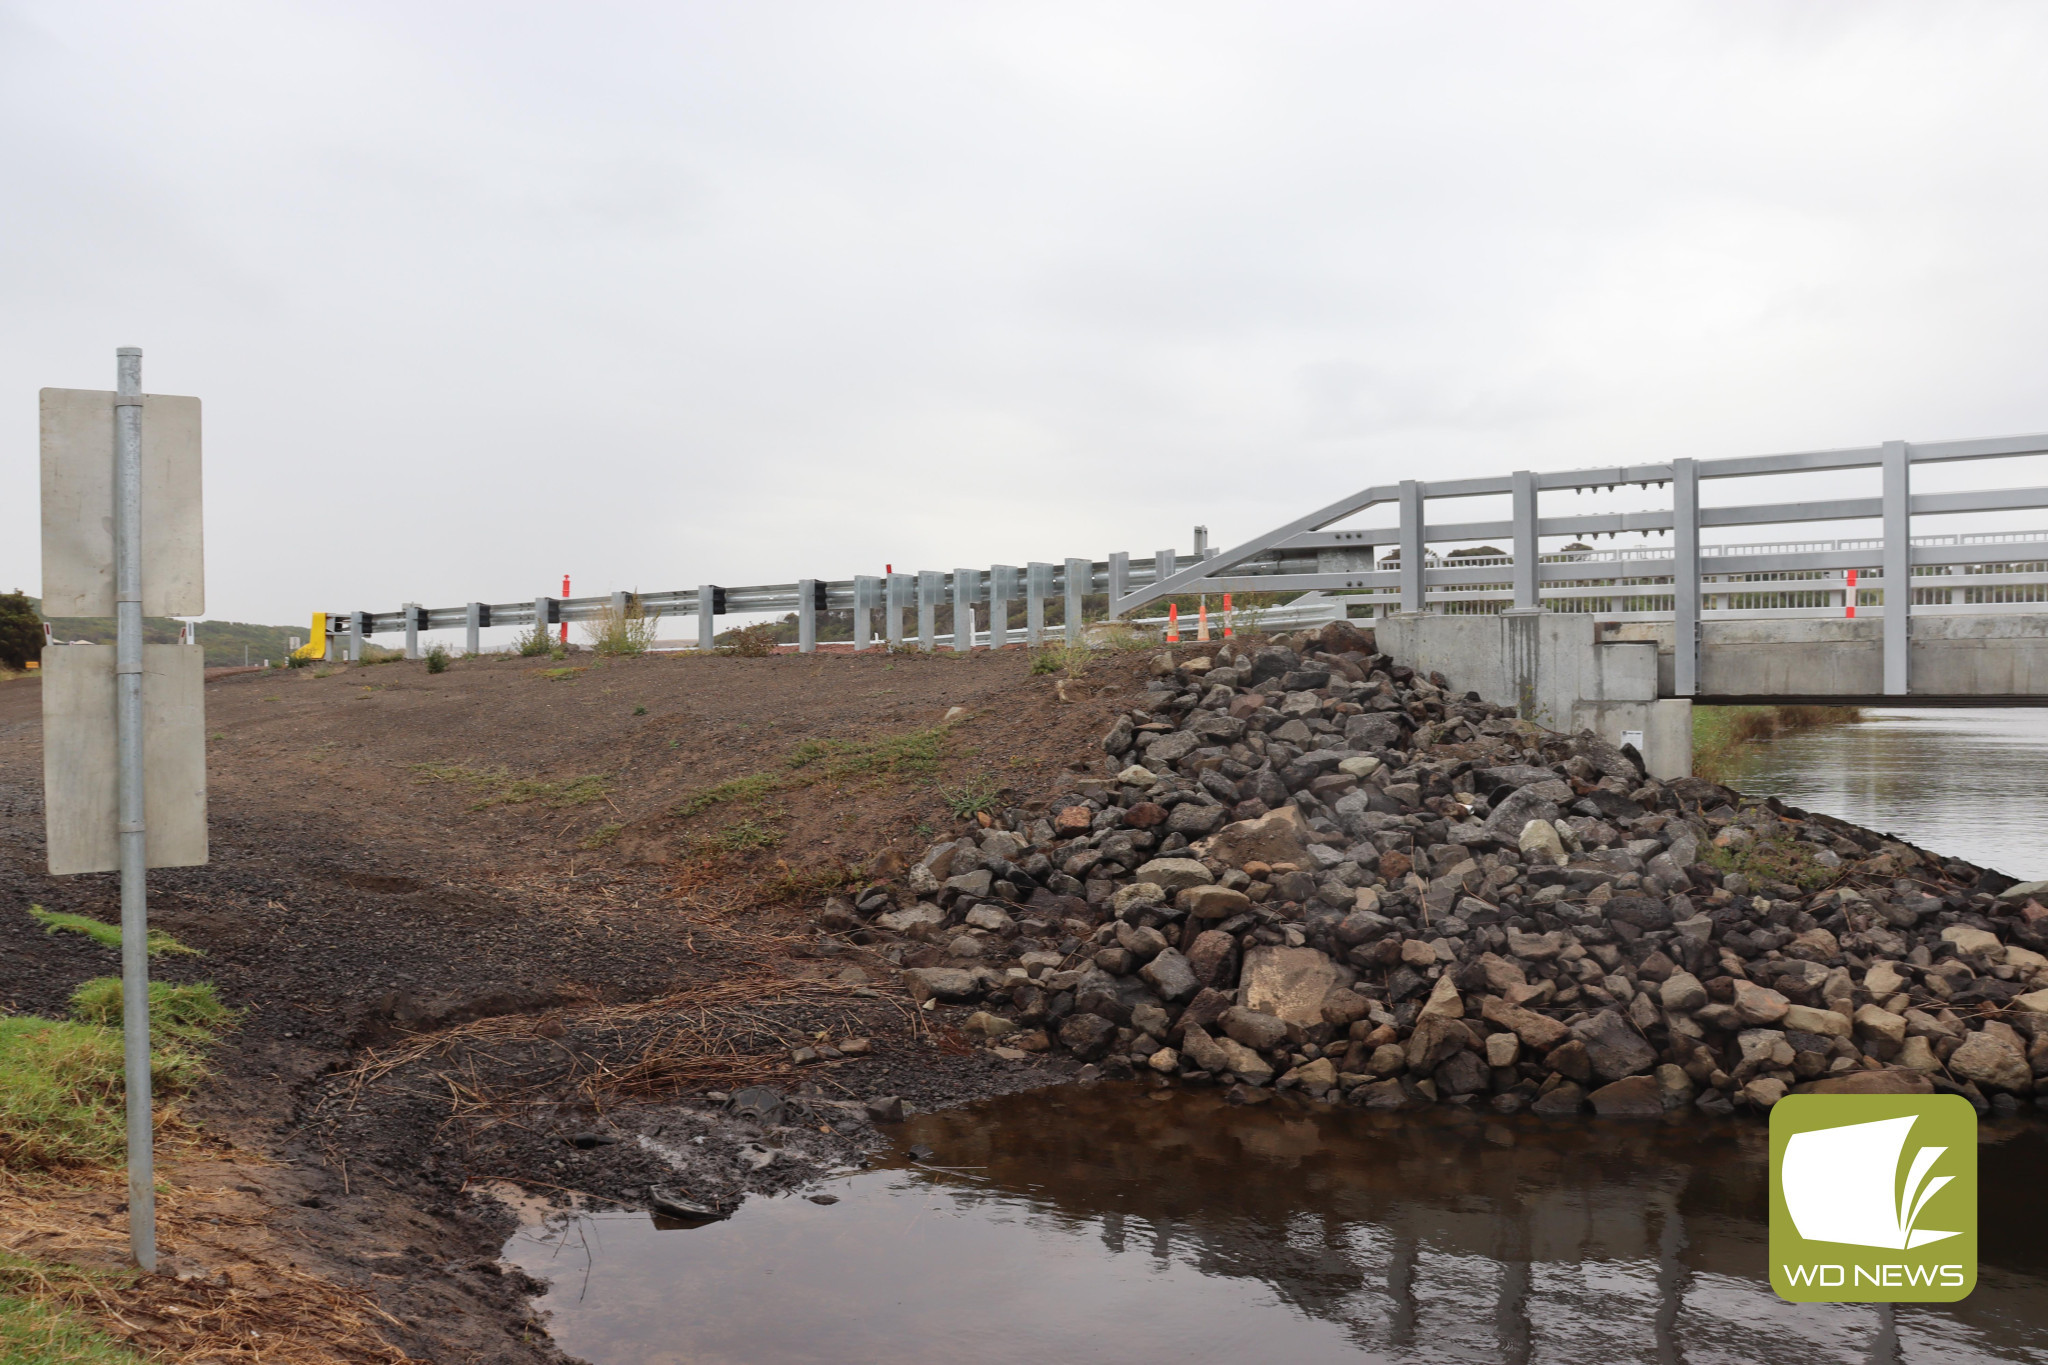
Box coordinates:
[1770,1093,1977,1302]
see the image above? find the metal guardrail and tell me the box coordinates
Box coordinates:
[1113,431,2048,696]
[325,539,1230,660]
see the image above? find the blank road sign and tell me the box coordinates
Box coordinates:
[41,644,209,875]
[39,388,204,617]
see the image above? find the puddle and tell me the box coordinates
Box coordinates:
[504,1085,2048,1364]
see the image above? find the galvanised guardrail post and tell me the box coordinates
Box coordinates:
[465,602,484,656]
[951,569,976,652]
[1108,552,1130,607]
[1026,562,1052,645]
[916,571,941,651]
[696,585,718,652]
[797,579,819,654]
[990,565,1018,648]
[853,575,880,650]
[1062,557,1088,647]
[885,573,909,648]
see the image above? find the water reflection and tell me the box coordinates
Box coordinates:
[1731,708,2048,880]
[504,1086,2048,1365]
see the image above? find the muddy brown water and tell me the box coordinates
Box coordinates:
[505,1085,2048,1364]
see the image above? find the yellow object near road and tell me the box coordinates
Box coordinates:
[290,613,328,662]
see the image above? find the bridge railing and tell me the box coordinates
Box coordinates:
[1113,431,2048,696]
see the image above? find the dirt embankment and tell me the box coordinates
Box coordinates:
[0,646,1152,1363]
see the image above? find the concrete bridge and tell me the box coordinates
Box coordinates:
[1118,431,2048,779]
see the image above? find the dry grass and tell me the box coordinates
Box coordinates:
[0,1170,416,1365]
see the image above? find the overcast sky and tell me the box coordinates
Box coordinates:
[7,1,2048,632]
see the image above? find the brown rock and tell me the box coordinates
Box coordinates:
[1731,980,1791,1027]
[1378,850,1413,881]
[1547,1038,1593,1083]
[1204,809,1310,869]
[1530,1081,1585,1116]
[1180,885,1253,919]
[1948,1031,2031,1091]
[1238,945,1348,1027]
[1053,805,1094,836]
[1481,995,1569,1050]
[1811,1070,1934,1095]
[1124,801,1168,828]
[1185,930,1239,988]
[1588,1074,1665,1117]
[1354,1078,1419,1110]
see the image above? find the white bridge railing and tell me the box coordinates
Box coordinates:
[1114,431,2048,696]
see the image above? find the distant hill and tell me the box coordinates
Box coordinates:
[19,595,307,669]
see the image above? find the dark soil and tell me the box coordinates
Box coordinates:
[0,645,1155,1363]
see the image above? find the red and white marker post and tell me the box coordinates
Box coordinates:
[561,573,571,642]
[1846,569,1858,619]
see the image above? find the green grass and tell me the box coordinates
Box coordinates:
[579,823,622,850]
[536,666,581,681]
[0,980,233,1171]
[938,774,1005,820]
[26,907,200,958]
[1693,704,1866,784]
[0,1257,146,1364]
[704,817,784,854]
[672,722,956,821]
[411,763,613,810]
[1699,833,1838,893]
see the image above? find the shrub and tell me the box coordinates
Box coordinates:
[0,591,41,671]
[715,623,781,657]
[515,621,558,657]
[425,644,450,673]
[939,774,1005,820]
[584,599,659,656]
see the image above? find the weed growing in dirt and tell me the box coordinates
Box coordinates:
[580,823,622,849]
[1029,644,1089,678]
[671,722,956,833]
[26,907,199,958]
[358,644,402,665]
[785,723,949,781]
[0,982,232,1170]
[537,666,581,681]
[675,772,781,816]
[584,599,659,656]
[425,643,450,673]
[515,621,561,657]
[758,860,859,902]
[1700,833,1837,892]
[633,704,647,716]
[410,763,614,810]
[706,817,783,854]
[715,623,781,657]
[938,774,1005,820]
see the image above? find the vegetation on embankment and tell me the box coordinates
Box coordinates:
[1693,704,1866,783]
[0,974,235,1355]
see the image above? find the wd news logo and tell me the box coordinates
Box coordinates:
[1769,1094,1977,1302]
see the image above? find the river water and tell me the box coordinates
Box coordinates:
[1728,708,2048,882]
[505,1086,2048,1364]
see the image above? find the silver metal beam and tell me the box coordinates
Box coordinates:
[1064,557,1089,647]
[1673,457,1699,697]
[1883,441,1911,694]
[1399,481,1425,613]
[1512,470,1537,609]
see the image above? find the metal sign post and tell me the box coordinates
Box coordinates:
[112,347,155,1270]
[39,348,208,1272]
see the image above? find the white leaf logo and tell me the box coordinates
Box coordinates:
[1781,1115,1959,1250]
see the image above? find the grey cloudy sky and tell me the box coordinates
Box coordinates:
[7,1,2048,632]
